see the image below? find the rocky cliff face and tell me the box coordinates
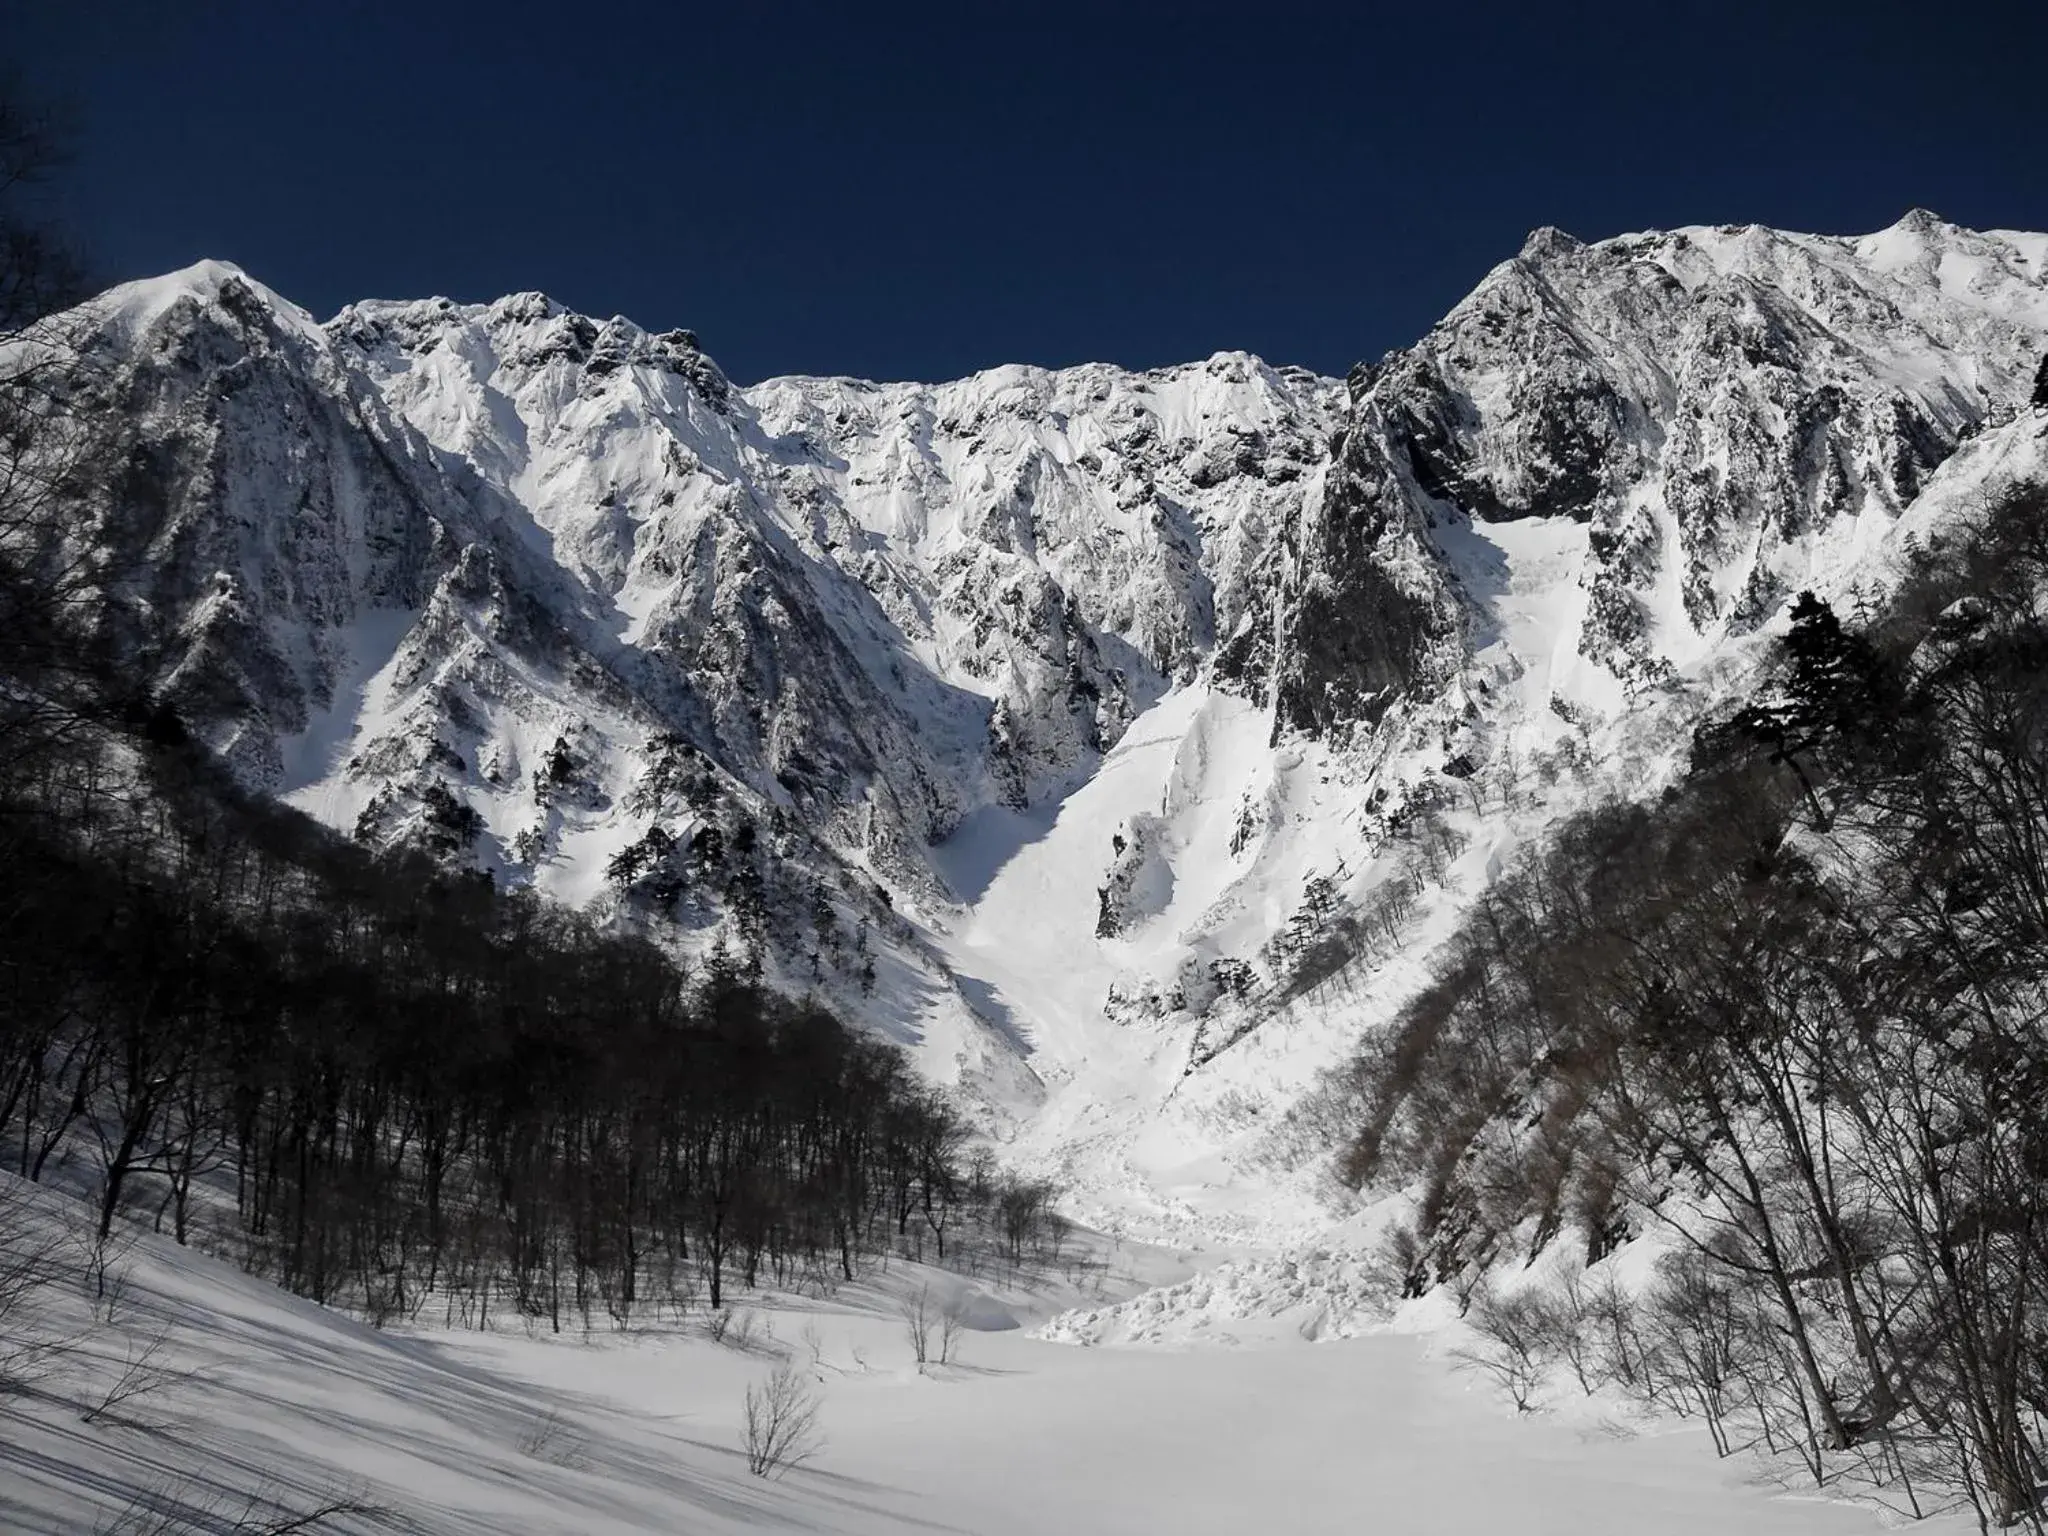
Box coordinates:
[1363,214,2048,679]
[41,215,2048,1128]
[318,289,1349,876]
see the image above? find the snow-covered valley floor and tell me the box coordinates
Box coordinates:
[3,1176,1919,1535]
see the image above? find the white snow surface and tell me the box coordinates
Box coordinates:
[2,1174,1914,1536]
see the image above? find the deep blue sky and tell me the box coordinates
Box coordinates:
[17,0,2047,384]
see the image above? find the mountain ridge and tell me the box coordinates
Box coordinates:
[42,211,2048,1236]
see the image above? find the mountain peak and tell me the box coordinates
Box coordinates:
[91,258,324,346]
[1518,225,1584,262]
[487,289,571,326]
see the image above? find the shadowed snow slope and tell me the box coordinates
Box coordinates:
[1,1175,1904,1536]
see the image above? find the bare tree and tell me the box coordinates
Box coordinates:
[1453,1284,1554,1413]
[517,1406,588,1469]
[936,1294,966,1367]
[94,1475,382,1535]
[707,1305,758,1351]
[0,82,85,331]
[900,1284,933,1371]
[68,1215,138,1324]
[0,77,113,781]
[742,1362,822,1478]
[0,1177,66,1387]
[80,1325,192,1429]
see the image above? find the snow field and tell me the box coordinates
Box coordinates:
[1,1173,1913,1536]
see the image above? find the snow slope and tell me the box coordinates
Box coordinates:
[1,1174,1909,1536]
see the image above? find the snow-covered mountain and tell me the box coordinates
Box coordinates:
[53,213,2048,1238]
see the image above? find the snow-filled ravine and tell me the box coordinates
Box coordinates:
[923,680,1394,1247]
[1,1175,1905,1536]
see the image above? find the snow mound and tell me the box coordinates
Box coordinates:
[1040,1245,1401,1347]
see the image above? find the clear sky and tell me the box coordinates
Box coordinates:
[15,0,2047,384]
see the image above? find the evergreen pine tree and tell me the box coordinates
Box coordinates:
[1727,590,1896,826]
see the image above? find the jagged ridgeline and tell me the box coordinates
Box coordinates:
[12,212,2048,1149]
[1319,484,2048,1523]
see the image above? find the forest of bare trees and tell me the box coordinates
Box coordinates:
[1330,482,2048,1528]
[0,87,1057,1343]
[0,667,1059,1329]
